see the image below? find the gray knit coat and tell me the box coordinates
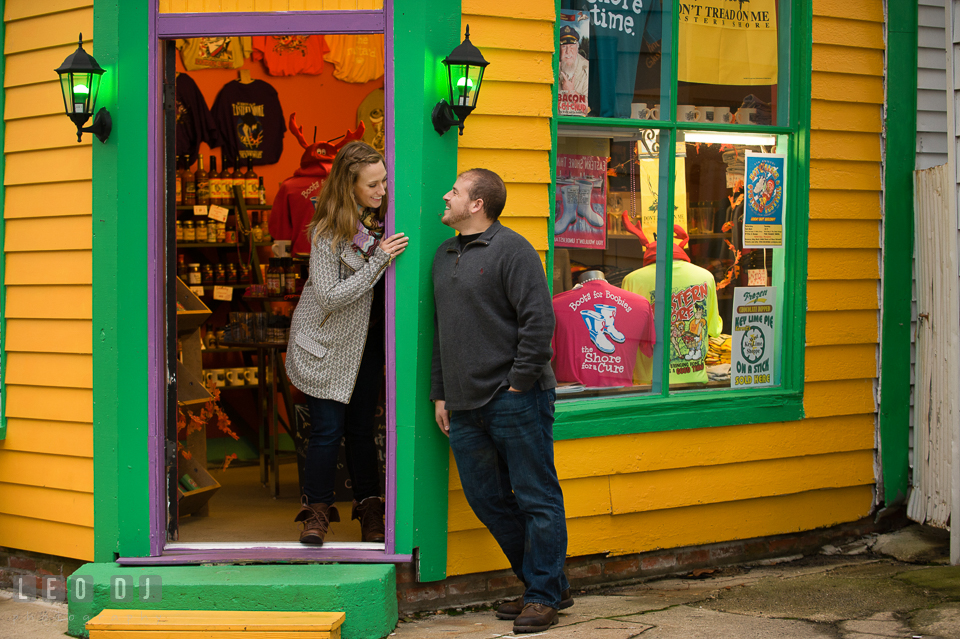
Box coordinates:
[286,234,391,403]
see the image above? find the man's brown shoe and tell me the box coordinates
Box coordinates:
[513,603,558,633]
[496,588,573,620]
[352,496,386,543]
[295,496,339,545]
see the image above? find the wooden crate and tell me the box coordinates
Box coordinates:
[177,449,220,517]
[177,276,212,336]
[87,609,345,638]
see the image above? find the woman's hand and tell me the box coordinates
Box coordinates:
[380,232,409,258]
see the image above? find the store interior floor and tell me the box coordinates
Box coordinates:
[176,460,364,543]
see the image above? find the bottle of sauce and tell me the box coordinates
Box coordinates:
[258,176,267,205]
[175,156,183,205]
[195,154,209,206]
[283,258,298,295]
[245,158,259,205]
[224,214,237,244]
[177,254,188,281]
[208,155,222,207]
[266,258,282,296]
[232,157,246,206]
[183,156,196,206]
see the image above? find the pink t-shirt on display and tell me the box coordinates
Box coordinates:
[552,279,656,387]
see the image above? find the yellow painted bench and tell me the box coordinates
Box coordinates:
[86,609,345,638]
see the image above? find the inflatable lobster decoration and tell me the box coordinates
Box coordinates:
[620,211,692,267]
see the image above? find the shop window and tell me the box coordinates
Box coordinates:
[166,27,391,549]
[553,2,800,411]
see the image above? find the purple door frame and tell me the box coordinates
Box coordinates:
[130,4,410,566]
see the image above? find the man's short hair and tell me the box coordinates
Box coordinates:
[461,168,507,220]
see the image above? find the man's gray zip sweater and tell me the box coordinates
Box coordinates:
[431,221,557,411]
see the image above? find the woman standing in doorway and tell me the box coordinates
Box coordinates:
[286,141,408,545]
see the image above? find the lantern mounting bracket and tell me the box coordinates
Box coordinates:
[76,108,112,144]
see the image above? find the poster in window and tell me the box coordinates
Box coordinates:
[731,286,776,388]
[742,151,785,248]
[677,0,778,86]
[555,154,607,250]
[559,11,590,117]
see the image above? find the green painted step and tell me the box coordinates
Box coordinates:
[68,563,396,639]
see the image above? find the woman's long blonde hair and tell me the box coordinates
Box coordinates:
[307,141,388,248]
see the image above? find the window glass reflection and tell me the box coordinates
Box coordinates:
[559,1,664,119]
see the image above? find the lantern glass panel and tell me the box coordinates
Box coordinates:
[451,64,484,108]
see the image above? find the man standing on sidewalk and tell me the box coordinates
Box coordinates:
[431,168,572,633]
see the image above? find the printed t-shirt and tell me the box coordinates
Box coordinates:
[357,88,385,154]
[561,0,663,118]
[269,175,327,258]
[252,35,328,76]
[212,80,286,165]
[175,73,218,165]
[324,34,385,84]
[177,37,251,71]
[552,279,655,387]
[621,260,721,385]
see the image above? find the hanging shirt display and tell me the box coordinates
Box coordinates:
[323,34,385,84]
[678,0,778,86]
[212,80,286,165]
[175,73,218,166]
[177,37,251,71]
[552,278,655,387]
[251,35,328,76]
[622,260,722,385]
[357,88,385,154]
[561,0,663,118]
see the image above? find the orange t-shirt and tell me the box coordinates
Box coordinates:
[323,34,385,84]
[252,35,329,76]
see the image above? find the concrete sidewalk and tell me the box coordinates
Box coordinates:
[3,525,959,639]
[391,526,960,639]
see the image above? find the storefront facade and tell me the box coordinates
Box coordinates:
[0,1,916,638]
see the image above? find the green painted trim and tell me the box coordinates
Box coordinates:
[879,0,917,505]
[92,2,153,561]
[0,0,6,441]
[555,389,803,440]
[68,563,397,639]
[391,0,459,581]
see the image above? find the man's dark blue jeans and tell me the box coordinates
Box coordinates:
[448,384,570,609]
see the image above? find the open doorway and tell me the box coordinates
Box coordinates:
[165,31,391,549]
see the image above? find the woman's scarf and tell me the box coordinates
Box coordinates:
[352,208,384,260]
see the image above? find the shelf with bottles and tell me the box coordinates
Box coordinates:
[176,153,269,211]
[178,241,273,249]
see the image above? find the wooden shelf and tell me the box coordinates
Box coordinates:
[176,204,272,211]
[178,241,272,249]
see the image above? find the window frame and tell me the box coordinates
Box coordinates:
[549,0,811,441]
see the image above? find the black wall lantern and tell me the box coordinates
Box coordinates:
[432,26,489,136]
[55,34,112,143]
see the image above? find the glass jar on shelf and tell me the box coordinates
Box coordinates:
[182,220,196,242]
[187,263,202,286]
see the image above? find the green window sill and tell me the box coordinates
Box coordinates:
[554,388,804,440]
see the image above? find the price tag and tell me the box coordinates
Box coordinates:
[193,205,208,217]
[748,269,767,286]
[208,205,229,222]
[213,286,233,301]
[189,286,205,298]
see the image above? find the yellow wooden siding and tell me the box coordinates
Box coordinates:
[1,4,95,561]
[446,0,884,577]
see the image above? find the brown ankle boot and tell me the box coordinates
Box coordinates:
[295,496,340,545]
[352,496,385,543]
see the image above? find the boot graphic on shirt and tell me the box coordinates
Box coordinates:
[594,304,625,343]
[580,309,616,354]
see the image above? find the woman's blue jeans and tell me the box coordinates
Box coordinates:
[302,339,383,506]
[448,385,570,609]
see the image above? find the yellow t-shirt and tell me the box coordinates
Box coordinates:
[621,260,722,385]
[323,34,385,84]
[677,0,778,85]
